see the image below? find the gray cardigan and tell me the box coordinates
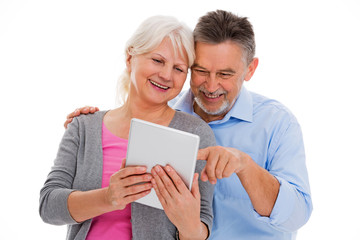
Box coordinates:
[39,111,216,240]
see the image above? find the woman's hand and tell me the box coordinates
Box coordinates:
[151,165,208,240]
[106,159,153,210]
[68,159,153,222]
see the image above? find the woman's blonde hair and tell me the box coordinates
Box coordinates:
[116,15,195,106]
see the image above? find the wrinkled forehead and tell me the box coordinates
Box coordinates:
[194,41,245,70]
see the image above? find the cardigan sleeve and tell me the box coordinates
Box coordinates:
[193,122,216,237]
[39,118,81,225]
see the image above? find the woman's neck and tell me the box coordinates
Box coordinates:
[103,96,175,139]
[119,97,175,126]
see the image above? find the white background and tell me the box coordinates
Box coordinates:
[1,0,359,239]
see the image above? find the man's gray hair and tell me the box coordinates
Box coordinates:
[193,10,256,65]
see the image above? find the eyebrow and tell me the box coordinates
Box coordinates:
[192,63,236,74]
[153,53,188,67]
[153,53,166,60]
[192,63,207,70]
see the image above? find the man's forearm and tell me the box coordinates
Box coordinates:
[237,154,280,217]
[179,221,208,240]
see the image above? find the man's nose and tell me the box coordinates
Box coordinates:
[205,73,220,93]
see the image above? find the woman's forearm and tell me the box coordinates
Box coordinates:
[67,188,115,222]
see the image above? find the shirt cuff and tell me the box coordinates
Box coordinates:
[175,221,210,240]
[252,175,295,227]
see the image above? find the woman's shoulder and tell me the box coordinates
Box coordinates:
[73,110,108,125]
[67,110,108,135]
[171,111,210,129]
[171,111,216,148]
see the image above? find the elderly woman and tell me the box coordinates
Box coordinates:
[39,15,215,240]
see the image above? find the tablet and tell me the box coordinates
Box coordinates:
[126,118,200,210]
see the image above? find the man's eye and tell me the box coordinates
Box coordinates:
[194,69,208,75]
[219,73,232,78]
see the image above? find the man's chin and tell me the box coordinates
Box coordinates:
[194,97,230,116]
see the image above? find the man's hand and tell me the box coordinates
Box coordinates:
[197,146,250,184]
[198,146,280,216]
[64,106,99,129]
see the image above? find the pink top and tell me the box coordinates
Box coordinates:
[86,123,132,240]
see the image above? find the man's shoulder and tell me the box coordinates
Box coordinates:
[250,91,298,123]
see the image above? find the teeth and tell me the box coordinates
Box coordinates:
[149,80,169,90]
[205,93,220,99]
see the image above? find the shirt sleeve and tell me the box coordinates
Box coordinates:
[39,118,80,225]
[253,121,313,232]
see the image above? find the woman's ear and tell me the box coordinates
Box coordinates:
[126,52,132,73]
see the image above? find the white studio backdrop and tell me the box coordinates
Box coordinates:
[1,0,359,239]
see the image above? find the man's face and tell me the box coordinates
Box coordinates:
[190,41,257,122]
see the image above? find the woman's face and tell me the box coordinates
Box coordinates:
[127,37,189,105]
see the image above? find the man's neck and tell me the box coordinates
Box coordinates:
[193,102,227,123]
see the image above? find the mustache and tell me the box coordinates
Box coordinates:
[198,85,227,97]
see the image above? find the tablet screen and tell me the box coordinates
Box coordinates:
[126,118,200,209]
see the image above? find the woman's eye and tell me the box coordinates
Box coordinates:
[175,67,183,73]
[152,58,162,63]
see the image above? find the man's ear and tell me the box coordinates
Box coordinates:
[244,57,259,81]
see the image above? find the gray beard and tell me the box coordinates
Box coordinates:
[194,95,231,116]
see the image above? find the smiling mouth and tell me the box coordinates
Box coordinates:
[203,91,223,99]
[149,80,169,90]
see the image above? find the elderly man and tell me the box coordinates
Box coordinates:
[66,10,312,239]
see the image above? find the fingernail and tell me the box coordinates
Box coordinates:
[165,166,171,172]
[139,167,146,171]
[155,165,161,173]
[90,107,94,111]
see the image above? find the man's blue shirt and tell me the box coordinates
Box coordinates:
[171,87,312,240]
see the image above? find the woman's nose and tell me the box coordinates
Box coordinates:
[159,66,172,81]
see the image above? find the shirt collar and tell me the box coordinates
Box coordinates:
[221,86,253,123]
[173,87,253,124]
[172,89,195,114]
